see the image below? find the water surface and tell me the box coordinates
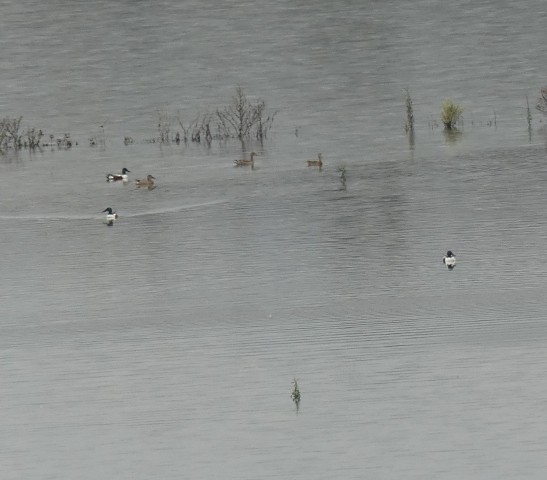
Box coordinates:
[2,1,547,479]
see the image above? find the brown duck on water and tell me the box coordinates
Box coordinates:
[135,174,156,189]
[234,151,257,169]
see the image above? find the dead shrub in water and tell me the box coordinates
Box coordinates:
[536,86,547,115]
[25,127,43,149]
[0,116,23,150]
[337,165,347,191]
[176,112,213,144]
[43,133,75,149]
[89,124,107,148]
[215,86,276,142]
[151,88,276,147]
[157,108,172,143]
[404,88,414,133]
[291,378,301,413]
[0,117,52,153]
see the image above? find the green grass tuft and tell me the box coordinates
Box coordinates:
[440,99,463,130]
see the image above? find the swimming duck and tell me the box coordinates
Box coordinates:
[106,168,130,182]
[135,174,156,188]
[234,151,256,168]
[443,251,456,269]
[306,153,323,170]
[102,207,118,226]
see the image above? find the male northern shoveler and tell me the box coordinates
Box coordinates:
[306,153,323,171]
[106,168,130,182]
[234,151,256,168]
[102,207,118,226]
[135,174,156,188]
[443,251,456,269]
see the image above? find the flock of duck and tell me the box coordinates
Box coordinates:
[102,152,324,225]
[102,168,156,225]
[233,151,324,172]
[235,152,454,270]
[105,168,156,187]
[101,155,455,271]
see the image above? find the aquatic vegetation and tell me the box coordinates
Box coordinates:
[57,133,73,149]
[337,165,347,191]
[291,378,301,412]
[43,133,75,149]
[154,88,275,146]
[0,116,23,151]
[404,87,414,133]
[526,95,536,139]
[25,127,43,149]
[440,99,463,130]
[176,111,213,144]
[536,86,547,115]
[306,153,323,171]
[88,124,106,148]
[157,108,172,144]
[216,86,276,141]
[486,110,496,127]
[145,87,276,145]
[0,116,75,153]
[41,133,76,149]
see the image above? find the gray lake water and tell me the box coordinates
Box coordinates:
[2,0,547,478]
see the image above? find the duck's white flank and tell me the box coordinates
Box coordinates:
[443,251,456,268]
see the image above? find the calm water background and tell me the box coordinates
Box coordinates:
[2,0,547,478]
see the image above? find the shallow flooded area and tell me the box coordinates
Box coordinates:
[2,1,547,478]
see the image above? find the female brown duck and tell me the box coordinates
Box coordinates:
[234,151,256,169]
[135,174,156,188]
